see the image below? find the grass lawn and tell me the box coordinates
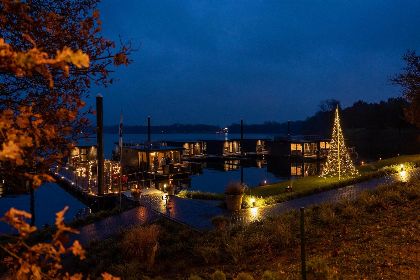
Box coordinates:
[249,154,420,200]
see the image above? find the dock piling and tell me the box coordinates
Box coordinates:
[96,94,104,196]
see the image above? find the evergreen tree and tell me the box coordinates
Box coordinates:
[321,107,359,179]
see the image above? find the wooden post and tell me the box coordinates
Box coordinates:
[300,207,307,280]
[147,116,151,144]
[96,94,104,196]
[240,119,244,156]
[316,141,321,175]
[240,166,244,185]
[29,183,35,226]
[147,116,151,171]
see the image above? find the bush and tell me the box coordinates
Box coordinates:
[261,270,282,280]
[307,257,338,280]
[338,200,360,219]
[211,216,230,231]
[264,214,297,250]
[317,204,337,225]
[212,270,226,280]
[235,272,254,280]
[188,274,203,280]
[121,225,160,269]
[225,232,246,264]
[358,192,378,211]
[193,241,220,265]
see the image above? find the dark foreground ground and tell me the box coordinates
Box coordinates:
[68,176,420,280]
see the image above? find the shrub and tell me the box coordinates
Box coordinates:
[307,257,338,280]
[339,200,360,219]
[212,216,230,231]
[121,225,159,269]
[212,270,226,280]
[317,204,337,225]
[193,241,220,265]
[380,189,404,205]
[235,272,254,280]
[359,192,385,212]
[225,182,245,195]
[188,274,203,280]
[261,270,282,280]
[264,214,297,250]
[225,232,246,264]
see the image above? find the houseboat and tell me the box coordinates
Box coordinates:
[165,141,206,158]
[120,143,185,174]
[268,135,330,159]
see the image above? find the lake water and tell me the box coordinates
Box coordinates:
[0,183,88,233]
[102,133,286,192]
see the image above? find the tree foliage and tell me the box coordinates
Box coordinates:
[1,207,120,279]
[392,50,420,128]
[0,0,131,187]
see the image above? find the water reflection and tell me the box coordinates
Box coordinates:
[267,158,324,178]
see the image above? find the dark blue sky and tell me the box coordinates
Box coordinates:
[93,0,420,126]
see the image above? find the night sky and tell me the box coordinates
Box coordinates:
[93,0,420,126]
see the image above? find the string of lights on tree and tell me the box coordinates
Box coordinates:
[321,106,359,180]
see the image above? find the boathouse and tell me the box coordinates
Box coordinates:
[235,138,270,155]
[121,144,185,173]
[204,140,241,156]
[269,136,330,158]
[68,145,97,167]
[165,141,206,157]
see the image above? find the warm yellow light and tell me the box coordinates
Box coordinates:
[399,170,408,182]
[321,107,359,179]
[249,207,259,222]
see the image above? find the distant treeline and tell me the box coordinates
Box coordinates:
[105,98,416,136]
[103,124,219,134]
[101,98,418,158]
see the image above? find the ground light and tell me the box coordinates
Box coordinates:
[250,197,256,207]
[399,164,408,182]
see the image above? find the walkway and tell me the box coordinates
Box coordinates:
[77,206,160,245]
[77,168,418,244]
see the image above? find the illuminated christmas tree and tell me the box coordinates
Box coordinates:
[321,106,359,179]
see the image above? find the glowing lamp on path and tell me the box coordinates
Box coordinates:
[250,197,256,207]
